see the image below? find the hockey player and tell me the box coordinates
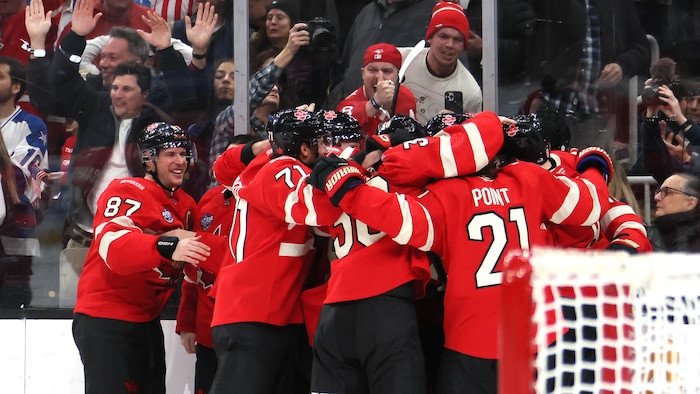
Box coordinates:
[425,112,475,136]
[209,108,341,394]
[307,120,613,393]
[313,109,364,151]
[175,135,259,394]
[72,123,222,394]
[309,113,435,394]
[501,114,651,253]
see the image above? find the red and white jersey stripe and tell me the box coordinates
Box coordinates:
[336,161,611,359]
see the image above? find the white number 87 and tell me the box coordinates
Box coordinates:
[104,197,142,217]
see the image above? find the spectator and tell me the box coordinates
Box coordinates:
[182,57,234,200]
[251,47,299,110]
[524,0,650,155]
[336,43,416,136]
[172,0,234,76]
[329,0,435,108]
[50,0,168,262]
[399,1,482,124]
[0,56,48,307]
[647,173,700,252]
[637,82,700,183]
[209,109,339,393]
[208,21,308,165]
[72,122,219,394]
[28,2,195,115]
[684,78,700,122]
[59,0,151,40]
[145,0,194,23]
[0,0,58,64]
[250,0,337,107]
[249,0,270,32]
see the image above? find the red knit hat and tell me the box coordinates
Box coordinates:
[425,1,470,42]
[362,43,403,69]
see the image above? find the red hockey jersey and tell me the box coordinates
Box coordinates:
[546,150,651,252]
[337,162,611,359]
[378,111,505,188]
[337,85,416,136]
[75,177,197,322]
[211,155,341,327]
[176,185,232,348]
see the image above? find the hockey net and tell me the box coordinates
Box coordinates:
[499,248,700,394]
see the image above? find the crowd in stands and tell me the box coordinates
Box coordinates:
[0,0,699,392]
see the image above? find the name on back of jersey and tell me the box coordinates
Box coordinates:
[472,187,511,207]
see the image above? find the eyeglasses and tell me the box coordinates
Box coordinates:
[654,186,692,199]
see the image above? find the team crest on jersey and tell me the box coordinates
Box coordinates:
[162,209,174,223]
[294,109,311,121]
[505,123,519,137]
[200,213,213,231]
[443,114,457,126]
[323,110,338,121]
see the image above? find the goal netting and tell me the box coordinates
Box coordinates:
[499,248,700,394]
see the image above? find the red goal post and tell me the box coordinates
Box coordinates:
[499,248,700,394]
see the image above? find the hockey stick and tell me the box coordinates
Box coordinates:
[389,39,426,116]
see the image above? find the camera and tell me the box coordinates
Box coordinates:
[641,57,685,107]
[305,17,335,52]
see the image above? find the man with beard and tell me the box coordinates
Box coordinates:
[337,43,416,136]
[0,56,48,307]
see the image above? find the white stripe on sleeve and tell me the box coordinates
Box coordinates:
[550,177,580,224]
[463,122,489,171]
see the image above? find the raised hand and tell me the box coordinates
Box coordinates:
[25,0,52,47]
[185,2,218,54]
[285,23,310,55]
[137,11,171,50]
[71,0,102,37]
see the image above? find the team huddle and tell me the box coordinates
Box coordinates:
[73,108,648,394]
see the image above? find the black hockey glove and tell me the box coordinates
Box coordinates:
[308,156,364,206]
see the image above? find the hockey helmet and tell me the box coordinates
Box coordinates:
[425,112,475,136]
[268,108,329,156]
[313,109,363,145]
[139,122,196,166]
[501,114,549,165]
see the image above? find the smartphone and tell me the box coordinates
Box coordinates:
[444,91,464,114]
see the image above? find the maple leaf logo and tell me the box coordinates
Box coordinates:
[293,109,309,121]
[505,123,519,137]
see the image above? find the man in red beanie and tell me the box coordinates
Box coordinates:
[399,1,482,124]
[336,42,417,136]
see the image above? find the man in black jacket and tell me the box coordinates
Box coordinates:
[523,0,650,154]
[51,0,167,256]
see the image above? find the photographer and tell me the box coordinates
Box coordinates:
[249,0,339,108]
[638,71,700,183]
